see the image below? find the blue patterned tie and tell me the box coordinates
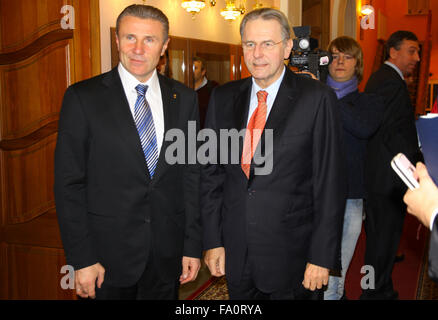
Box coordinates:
[134,84,158,177]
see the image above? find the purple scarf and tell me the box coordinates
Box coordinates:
[326,75,358,99]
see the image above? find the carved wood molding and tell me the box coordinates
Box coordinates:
[0,121,58,151]
[0,21,61,53]
[0,29,73,65]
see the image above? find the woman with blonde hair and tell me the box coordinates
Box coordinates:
[324,36,384,300]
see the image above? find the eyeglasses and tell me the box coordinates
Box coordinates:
[242,39,286,51]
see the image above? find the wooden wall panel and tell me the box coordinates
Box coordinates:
[2,209,62,248]
[0,0,70,53]
[6,244,75,299]
[2,136,56,224]
[1,42,70,140]
[0,244,7,299]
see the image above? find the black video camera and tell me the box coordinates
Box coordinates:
[289,26,332,81]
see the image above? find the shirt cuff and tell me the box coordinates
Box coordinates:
[430,208,438,231]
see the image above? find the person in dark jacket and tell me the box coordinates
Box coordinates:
[323,36,384,300]
[193,56,218,128]
[361,31,423,300]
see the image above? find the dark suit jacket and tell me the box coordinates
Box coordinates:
[201,68,347,292]
[197,80,219,128]
[336,90,384,198]
[364,64,423,197]
[430,216,438,282]
[54,68,201,287]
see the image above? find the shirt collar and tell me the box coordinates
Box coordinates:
[118,62,160,95]
[251,66,285,98]
[384,61,404,80]
[195,77,208,91]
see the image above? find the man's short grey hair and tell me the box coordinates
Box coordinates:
[116,4,169,42]
[240,8,291,41]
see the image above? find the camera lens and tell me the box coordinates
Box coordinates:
[299,39,310,50]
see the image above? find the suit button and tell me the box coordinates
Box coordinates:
[145,217,151,224]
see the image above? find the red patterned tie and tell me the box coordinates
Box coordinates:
[241,90,268,179]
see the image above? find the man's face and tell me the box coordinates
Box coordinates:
[116,15,169,82]
[389,39,420,76]
[242,18,292,89]
[193,61,205,83]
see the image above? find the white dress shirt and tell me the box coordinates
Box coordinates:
[247,67,286,125]
[384,61,404,80]
[431,208,438,231]
[118,63,164,157]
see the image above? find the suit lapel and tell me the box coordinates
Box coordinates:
[249,68,299,182]
[150,74,179,185]
[101,68,152,182]
[233,78,252,167]
[264,68,299,136]
[382,64,406,87]
[234,78,252,131]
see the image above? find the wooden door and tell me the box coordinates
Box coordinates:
[189,38,241,88]
[0,0,100,299]
[301,0,331,51]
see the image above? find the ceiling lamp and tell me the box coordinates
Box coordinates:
[221,0,243,21]
[181,0,206,15]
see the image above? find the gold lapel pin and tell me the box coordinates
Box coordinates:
[173,94,177,99]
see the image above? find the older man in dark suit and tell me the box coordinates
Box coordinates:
[54,5,201,300]
[361,31,423,300]
[201,8,346,300]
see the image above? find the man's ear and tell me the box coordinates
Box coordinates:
[161,38,170,56]
[115,34,120,51]
[283,38,293,59]
[389,47,399,60]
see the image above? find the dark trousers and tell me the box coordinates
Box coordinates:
[361,193,405,300]
[227,254,323,300]
[95,254,180,300]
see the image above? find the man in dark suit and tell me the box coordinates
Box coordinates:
[361,31,423,299]
[201,8,346,300]
[404,162,438,282]
[54,5,201,300]
[193,56,218,128]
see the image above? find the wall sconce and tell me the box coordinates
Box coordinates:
[221,0,245,21]
[359,0,375,39]
[360,0,374,16]
[181,0,216,17]
[361,5,374,16]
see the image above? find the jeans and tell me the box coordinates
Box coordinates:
[324,199,363,300]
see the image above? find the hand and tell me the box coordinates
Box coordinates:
[404,162,438,228]
[302,263,329,291]
[75,263,105,299]
[180,257,201,285]
[204,247,225,277]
